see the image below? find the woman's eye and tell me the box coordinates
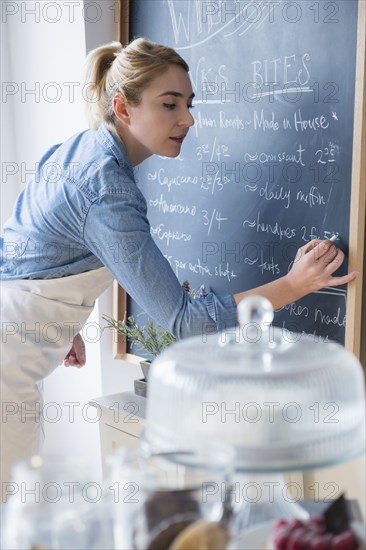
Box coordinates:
[188,104,195,110]
[163,103,176,110]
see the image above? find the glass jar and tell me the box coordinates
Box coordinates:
[1,454,114,550]
[110,443,236,550]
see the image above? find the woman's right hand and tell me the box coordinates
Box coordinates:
[63,333,86,368]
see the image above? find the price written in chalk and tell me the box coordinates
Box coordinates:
[201,208,228,236]
[196,137,230,162]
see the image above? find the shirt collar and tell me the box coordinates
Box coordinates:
[96,123,135,180]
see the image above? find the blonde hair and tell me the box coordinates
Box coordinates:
[83,37,189,130]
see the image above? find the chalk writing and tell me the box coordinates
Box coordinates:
[294,109,330,132]
[148,169,199,192]
[244,146,305,166]
[259,181,291,209]
[314,307,346,328]
[202,208,228,235]
[251,53,311,87]
[190,56,228,95]
[244,251,281,276]
[277,302,310,318]
[150,224,191,246]
[254,110,280,131]
[219,112,246,129]
[296,187,326,208]
[243,211,297,240]
[196,138,230,162]
[149,195,197,216]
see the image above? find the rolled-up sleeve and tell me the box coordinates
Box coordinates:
[83,190,237,339]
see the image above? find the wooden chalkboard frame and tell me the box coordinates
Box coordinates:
[113,0,366,364]
[112,0,138,361]
[112,0,148,363]
[345,0,366,365]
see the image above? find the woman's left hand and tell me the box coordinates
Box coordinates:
[63,333,86,368]
[286,238,359,297]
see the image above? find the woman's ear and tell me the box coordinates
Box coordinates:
[113,93,131,124]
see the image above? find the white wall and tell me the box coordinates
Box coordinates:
[1,19,20,228]
[1,0,139,481]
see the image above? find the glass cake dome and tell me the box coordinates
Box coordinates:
[144,296,366,473]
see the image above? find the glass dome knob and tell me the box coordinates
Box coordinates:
[237,295,274,335]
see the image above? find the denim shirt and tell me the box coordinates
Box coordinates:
[0,124,237,338]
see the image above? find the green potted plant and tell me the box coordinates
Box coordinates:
[103,313,176,364]
[103,281,207,395]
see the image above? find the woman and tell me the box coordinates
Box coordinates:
[0,38,357,485]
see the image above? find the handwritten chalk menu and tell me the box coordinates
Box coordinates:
[128,0,360,345]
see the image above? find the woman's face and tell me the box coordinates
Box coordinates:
[119,64,195,165]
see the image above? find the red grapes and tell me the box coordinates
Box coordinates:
[272,517,360,550]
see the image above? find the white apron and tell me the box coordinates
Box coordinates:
[0,267,113,488]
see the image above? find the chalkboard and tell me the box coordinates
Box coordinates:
[114,0,366,360]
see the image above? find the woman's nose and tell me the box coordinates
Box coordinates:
[179,109,195,128]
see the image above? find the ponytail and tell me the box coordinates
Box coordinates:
[83,41,122,130]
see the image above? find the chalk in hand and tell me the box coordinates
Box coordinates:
[329,235,338,242]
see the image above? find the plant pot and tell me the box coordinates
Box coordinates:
[133,360,151,398]
[134,378,148,398]
[140,360,152,381]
